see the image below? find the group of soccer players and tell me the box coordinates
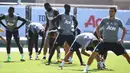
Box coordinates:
[0,3,130,73]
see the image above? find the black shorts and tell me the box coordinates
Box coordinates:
[85,40,99,51]
[48,32,57,38]
[55,34,75,47]
[94,42,127,56]
[70,42,81,51]
[86,46,94,51]
[6,30,20,39]
[48,29,57,38]
[28,30,38,40]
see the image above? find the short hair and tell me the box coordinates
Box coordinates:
[9,7,14,10]
[110,7,117,12]
[44,3,50,7]
[64,4,70,8]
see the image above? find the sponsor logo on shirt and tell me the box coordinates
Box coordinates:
[64,20,72,24]
[106,25,116,31]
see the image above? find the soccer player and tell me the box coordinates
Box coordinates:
[40,3,61,60]
[59,32,101,69]
[27,22,45,60]
[64,28,81,63]
[46,4,78,65]
[83,7,130,73]
[93,30,108,69]
[0,7,27,62]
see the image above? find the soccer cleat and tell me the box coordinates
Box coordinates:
[20,56,25,62]
[35,56,39,60]
[65,62,72,64]
[103,63,107,69]
[29,56,33,60]
[20,59,25,61]
[59,66,63,70]
[7,57,11,62]
[57,56,62,63]
[97,62,104,70]
[81,63,86,66]
[42,57,46,60]
[82,68,88,73]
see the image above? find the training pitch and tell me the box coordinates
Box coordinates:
[0,48,130,73]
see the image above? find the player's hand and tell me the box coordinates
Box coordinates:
[99,38,104,42]
[71,27,75,32]
[117,39,123,44]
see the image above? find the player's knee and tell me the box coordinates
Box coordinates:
[90,52,98,58]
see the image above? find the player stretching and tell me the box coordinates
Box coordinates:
[83,7,130,73]
[46,4,78,65]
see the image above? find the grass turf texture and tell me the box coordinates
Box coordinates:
[0,52,130,73]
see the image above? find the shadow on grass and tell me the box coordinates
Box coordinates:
[69,68,114,72]
[68,69,83,71]
[3,61,24,63]
[88,68,114,72]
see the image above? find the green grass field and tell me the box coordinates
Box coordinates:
[0,52,130,73]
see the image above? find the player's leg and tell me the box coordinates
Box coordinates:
[82,52,99,73]
[52,32,62,62]
[13,30,25,61]
[59,51,74,69]
[6,30,12,62]
[28,30,34,60]
[48,32,55,54]
[56,47,62,62]
[81,49,90,56]
[83,42,106,73]
[34,34,39,60]
[46,34,65,65]
[64,42,69,55]
[87,40,106,69]
[46,32,57,64]
[112,43,130,64]
[76,49,86,66]
[64,42,73,63]
[122,54,130,64]
[100,52,108,68]
[66,35,75,63]
[78,40,93,66]
[43,37,49,59]
[28,37,34,59]
[85,46,103,69]
[59,41,81,69]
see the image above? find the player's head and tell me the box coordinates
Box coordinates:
[44,3,52,12]
[109,7,117,17]
[8,7,14,14]
[64,4,71,13]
